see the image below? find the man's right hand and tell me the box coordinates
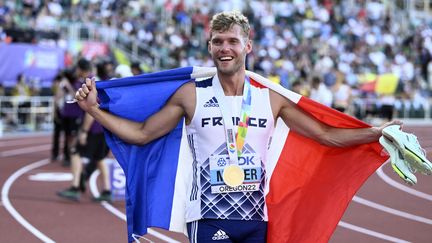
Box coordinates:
[75,77,98,112]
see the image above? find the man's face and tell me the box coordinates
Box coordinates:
[208,24,252,76]
[77,68,91,80]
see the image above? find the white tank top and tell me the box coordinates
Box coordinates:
[185,76,274,222]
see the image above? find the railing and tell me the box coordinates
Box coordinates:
[0,95,431,137]
[0,96,54,135]
[351,97,432,125]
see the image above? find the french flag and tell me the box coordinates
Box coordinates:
[96,67,388,243]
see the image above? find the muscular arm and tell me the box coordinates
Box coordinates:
[76,78,196,145]
[270,90,401,147]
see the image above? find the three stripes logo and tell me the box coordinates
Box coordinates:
[212,229,229,240]
[204,97,219,107]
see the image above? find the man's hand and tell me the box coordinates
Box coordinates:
[75,77,98,112]
[376,120,403,134]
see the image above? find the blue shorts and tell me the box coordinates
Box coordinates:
[187,219,267,243]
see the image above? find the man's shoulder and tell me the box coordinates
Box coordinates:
[177,80,196,92]
[174,81,196,100]
[174,80,196,122]
[268,88,295,110]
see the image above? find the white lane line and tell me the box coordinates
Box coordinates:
[338,221,410,243]
[377,164,432,201]
[0,139,50,147]
[87,162,423,242]
[89,171,181,243]
[87,168,412,243]
[0,132,50,139]
[1,159,55,243]
[353,196,432,224]
[0,144,51,158]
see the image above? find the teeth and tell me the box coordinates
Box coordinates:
[220,57,233,61]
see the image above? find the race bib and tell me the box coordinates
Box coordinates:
[209,153,262,194]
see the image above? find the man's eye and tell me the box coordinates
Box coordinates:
[212,40,222,45]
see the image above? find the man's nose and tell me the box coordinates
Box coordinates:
[220,42,230,52]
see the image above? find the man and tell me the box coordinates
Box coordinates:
[60,58,91,166]
[57,60,113,201]
[51,72,67,163]
[130,61,144,76]
[75,11,401,242]
[56,112,112,201]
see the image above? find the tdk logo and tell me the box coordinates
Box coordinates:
[216,155,256,166]
[204,97,219,107]
[202,117,267,128]
[238,156,256,165]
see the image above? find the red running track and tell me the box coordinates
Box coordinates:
[1,126,431,243]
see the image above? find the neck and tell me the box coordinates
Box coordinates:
[217,70,246,96]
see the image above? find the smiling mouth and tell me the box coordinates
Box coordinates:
[219,57,233,62]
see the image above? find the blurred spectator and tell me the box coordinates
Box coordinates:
[379,93,396,122]
[332,76,352,113]
[1,0,431,124]
[130,61,143,76]
[59,58,91,166]
[51,72,68,163]
[95,58,115,81]
[291,80,308,97]
[114,64,133,78]
[12,73,31,96]
[12,73,31,125]
[57,113,112,202]
[310,76,333,107]
[409,83,429,118]
[57,62,114,202]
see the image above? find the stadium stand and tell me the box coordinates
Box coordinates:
[0,0,431,134]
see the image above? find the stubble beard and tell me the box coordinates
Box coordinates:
[214,56,245,76]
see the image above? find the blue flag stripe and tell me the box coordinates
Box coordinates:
[98,67,195,242]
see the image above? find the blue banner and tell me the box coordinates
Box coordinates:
[0,43,65,88]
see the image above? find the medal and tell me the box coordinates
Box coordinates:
[213,76,252,189]
[223,164,245,187]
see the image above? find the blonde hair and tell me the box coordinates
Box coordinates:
[210,11,250,39]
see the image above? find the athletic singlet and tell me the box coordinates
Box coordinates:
[185,76,274,223]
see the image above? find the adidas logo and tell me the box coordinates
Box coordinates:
[212,229,229,240]
[204,97,219,107]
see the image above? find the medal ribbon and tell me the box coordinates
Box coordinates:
[235,78,251,157]
[213,75,252,165]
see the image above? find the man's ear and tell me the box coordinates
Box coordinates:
[245,39,253,54]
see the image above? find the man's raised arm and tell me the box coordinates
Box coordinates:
[75,77,192,145]
[270,90,402,147]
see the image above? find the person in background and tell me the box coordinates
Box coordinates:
[59,58,91,167]
[332,77,352,113]
[50,72,68,162]
[114,64,133,78]
[12,73,31,126]
[291,80,308,97]
[309,76,333,107]
[57,60,113,202]
[56,111,112,202]
[130,61,144,76]
[95,58,115,81]
[379,93,396,121]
